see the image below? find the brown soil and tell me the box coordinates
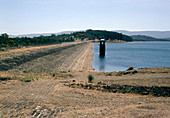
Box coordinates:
[0,42,170,118]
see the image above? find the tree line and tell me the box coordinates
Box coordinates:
[0,29,132,49]
[71,29,132,41]
[0,33,74,48]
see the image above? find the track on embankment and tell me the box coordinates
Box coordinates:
[0,42,93,73]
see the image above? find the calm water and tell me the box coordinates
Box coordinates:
[92,42,170,72]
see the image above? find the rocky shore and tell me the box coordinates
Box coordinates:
[66,81,170,97]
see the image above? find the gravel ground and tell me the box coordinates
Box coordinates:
[0,70,170,118]
[0,42,93,73]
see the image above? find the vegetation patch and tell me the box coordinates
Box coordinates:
[0,77,11,81]
[116,70,138,76]
[0,48,5,51]
[0,33,74,48]
[88,74,94,83]
[0,76,32,82]
[60,71,67,73]
[57,74,74,79]
[19,78,32,82]
[0,29,132,48]
[66,82,170,97]
[105,73,112,76]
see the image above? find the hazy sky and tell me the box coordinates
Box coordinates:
[1,0,170,35]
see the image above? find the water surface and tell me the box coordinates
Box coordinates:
[92,42,170,72]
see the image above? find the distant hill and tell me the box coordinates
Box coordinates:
[1,30,133,48]
[10,29,133,41]
[131,35,170,41]
[115,30,170,39]
[69,29,133,41]
[10,30,170,39]
[9,31,75,38]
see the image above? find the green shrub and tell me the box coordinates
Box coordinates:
[20,78,31,82]
[0,48,5,51]
[88,74,94,83]
[23,70,28,73]
[60,71,67,73]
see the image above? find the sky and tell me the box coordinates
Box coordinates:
[1,0,170,35]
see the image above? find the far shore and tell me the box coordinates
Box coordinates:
[132,41,170,42]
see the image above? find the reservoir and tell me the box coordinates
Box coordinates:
[92,42,170,72]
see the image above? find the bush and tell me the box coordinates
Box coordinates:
[88,74,94,83]
[20,78,31,82]
[60,71,67,73]
[0,48,5,51]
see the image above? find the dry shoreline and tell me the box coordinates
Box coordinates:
[0,42,170,117]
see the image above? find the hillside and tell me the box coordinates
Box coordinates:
[0,30,132,48]
[116,30,170,39]
[69,29,132,41]
[131,35,170,41]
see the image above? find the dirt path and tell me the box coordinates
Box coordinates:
[0,42,93,73]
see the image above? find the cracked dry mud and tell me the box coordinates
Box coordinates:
[0,42,170,118]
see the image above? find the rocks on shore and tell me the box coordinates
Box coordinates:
[66,81,170,97]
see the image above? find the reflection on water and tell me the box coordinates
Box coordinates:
[98,56,105,71]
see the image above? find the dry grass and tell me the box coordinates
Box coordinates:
[0,42,81,56]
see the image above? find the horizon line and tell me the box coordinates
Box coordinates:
[1,28,170,36]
